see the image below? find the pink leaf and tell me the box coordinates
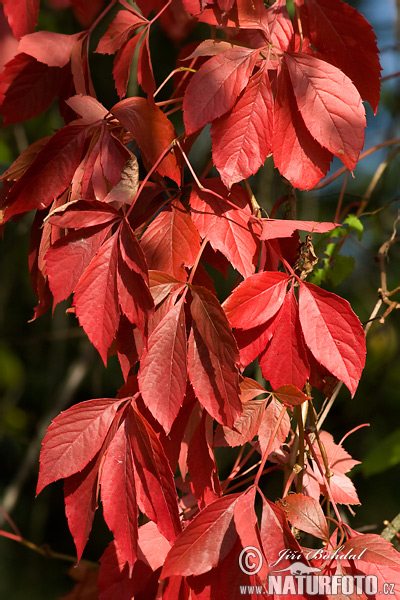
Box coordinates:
[2,0,39,38]
[18,31,80,67]
[95,9,146,55]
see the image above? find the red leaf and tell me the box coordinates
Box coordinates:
[259,286,310,390]
[67,94,108,122]
[129,406,181,543]
[183,46,258,135]
[341,534,400,569]
[95,9,146,55]
[261,218,337,240]
[274,385,310,406]
[190,180,260,278]
[188,324,241,428]
[148,271,184,306]
[223,271,289,329]
[285,52,366,171]
[138,300,187,434]
[298,0,381,113]
[279,493,330,541]
[140,199,201,280]
[234,320,275,368]
[64,450,102,560]
[233,489,268,581]
[187,412,221,508]
[298,282,366,396]
[260,497,305,568]
[161,493,241,578]
[1,0,39,38]
[137,32,155,98]
[100,420,138,566]
[0,53,64,126]
[113,32,143,100]
[18,31,80,67]
[74,233,119,364]
[215,394,266,448]
[48,200,121,229]
[264,0,294,52]
[112,97,181,184]
[137,521,172,571]
[211,67,273,188]
[37,398,125,495]
[190,285,239,367]
[272,63,333,190]
[117,258,153,335]
[3,125,86,221]
[258,398,290,457]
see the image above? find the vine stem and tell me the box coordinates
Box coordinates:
[254,404,287,487]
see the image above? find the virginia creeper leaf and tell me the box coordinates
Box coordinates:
[183,46,258,135]
[279,493,330,541]
[37,398,125,495]
[138,300,187,434]
[298,282,366,396]
[223,271,289,329]
[211,67,273,188]
[161,493,241,578]
[285,52,366,171]
[1,0,39,38]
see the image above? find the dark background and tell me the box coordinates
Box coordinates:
[0,0,399,597]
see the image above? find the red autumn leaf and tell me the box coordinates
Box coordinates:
[45,224,113,306]
[187,412,221,508]
[234,320,275,368]
[1,0,39,38]
[148,271,184,306]
[272,63,333,190]
[190,179,260,278]
[161,493,242,578]
[274,385,310,406]
[211,66,273,188]
[0,53,64,126]
[112,31,143,99]
[259,286,310,390]
[215,397,266,447]
[298,0,381,113]
[137,31,155,98]
[188,323,242,428]
[264,0,294,52]
[258,397,290,457]
[313,431,361,475]
[48,200,121,229]
[341,534,400,569]
[138,300,187,434]
[261,218,337,240]
[95,9,146,55]
[64,452,102,561]
[279,493,330,541]
[2,125,86,222]
[66,94,108,122]
[37,397,125,495]
[183,46,258,135]
[73,233,120,364]
[223,271,289,329]
[140,198,201,280]
[18,31,80,67]
[234,489,268,582]
[285,52,366,171]
[298,282,366,396]
[190,285,239,367]
[112,97,181,184]
[128,406,181,543]
[261,496,306,569]
[100,420,138,567]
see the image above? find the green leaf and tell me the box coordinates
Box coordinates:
[362,429,400,476]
